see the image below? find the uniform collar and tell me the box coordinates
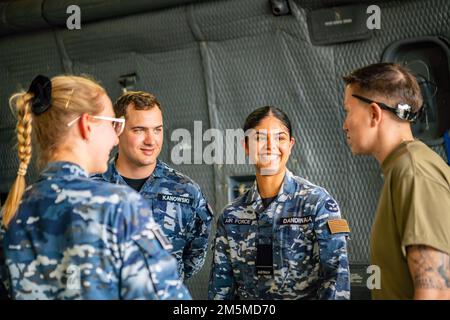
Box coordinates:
[40,161,89,180]
[244,169,295,206]
[152,159,167,178]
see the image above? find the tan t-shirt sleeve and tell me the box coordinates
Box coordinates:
[393,174,450,257]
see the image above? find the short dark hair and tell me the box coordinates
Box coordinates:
[342,63,423,113]
[243,106,293,138]
[114,91,161,118]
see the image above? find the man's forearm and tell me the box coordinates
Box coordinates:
[407,245,450,300]
[414,288,450,300]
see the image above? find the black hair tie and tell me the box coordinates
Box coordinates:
[27,75,52,115]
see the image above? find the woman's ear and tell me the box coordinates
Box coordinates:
[287,136,295,156]
[242,137,249,156]
[78,113,91,141]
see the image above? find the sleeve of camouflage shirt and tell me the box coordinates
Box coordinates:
[208,213,235,300]
[0,227,9,299]
[118,198,192,300]
[314,196,350,300]
[182,193,213,280]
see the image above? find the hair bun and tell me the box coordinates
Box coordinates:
[27,75,52,115]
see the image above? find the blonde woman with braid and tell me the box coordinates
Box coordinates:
[0,75,190,300]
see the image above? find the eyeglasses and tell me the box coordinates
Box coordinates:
[352,94,419,122]
[67,115,125,136]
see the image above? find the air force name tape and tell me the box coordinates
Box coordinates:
[157,193,193,205]
[224,218,253,225]
[280,215,313,225]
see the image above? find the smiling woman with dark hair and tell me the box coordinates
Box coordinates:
[208,106,351,300]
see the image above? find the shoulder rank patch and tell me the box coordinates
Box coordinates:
[150,224,173,251]
[324,199,339,212]
[327,219,350,234]
[157,193,193,205]
[206,203,214,219]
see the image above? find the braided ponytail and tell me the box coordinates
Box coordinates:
[2,93,33,228]
[1,75,106,228]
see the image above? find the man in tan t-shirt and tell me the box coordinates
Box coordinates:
[342,62,450,300]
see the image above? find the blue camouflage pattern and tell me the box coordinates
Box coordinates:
[0,161,191,300]
[208,170,350,300]
[92,159,213,280]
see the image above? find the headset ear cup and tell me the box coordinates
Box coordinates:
[416,76,438,123]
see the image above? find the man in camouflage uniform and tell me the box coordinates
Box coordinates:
[0,162,190,299]
[208,170,350,300]
[93,91,213,281]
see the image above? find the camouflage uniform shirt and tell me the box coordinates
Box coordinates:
[93,159,213,280]
[0,161,191,300]
[208,170,350,300]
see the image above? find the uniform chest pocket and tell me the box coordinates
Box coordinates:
[224,221,257,261]
[278,222,315,262]
[148,196,194,235]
